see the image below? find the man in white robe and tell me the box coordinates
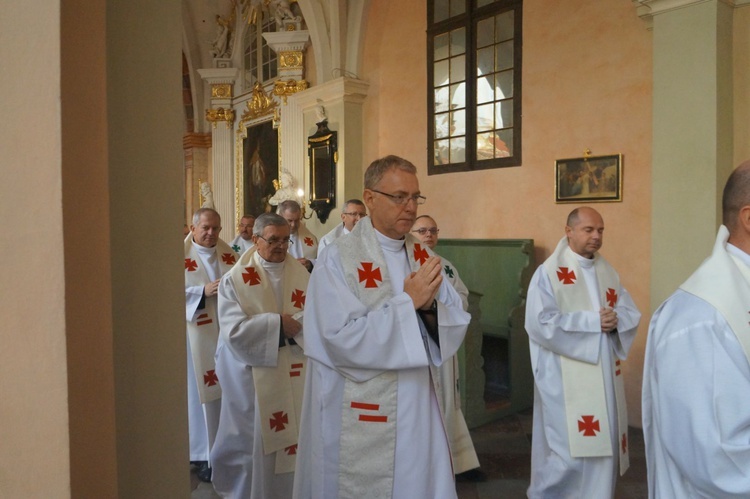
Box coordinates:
[278,200,317,272]
[411,215,483,481]
[212,213,309,499]
[184,208,238,482]
[525,207,641,499]
[317,199,366,253]
[643,162,750,498]
[293,155,470,499]
[230,214,256,255]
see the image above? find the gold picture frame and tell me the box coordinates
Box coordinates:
[555,154,622,203]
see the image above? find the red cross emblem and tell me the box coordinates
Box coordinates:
[556,267,576,284]
[242,267,261,286]
[577,415,600,436]
[196,313,212,326]
[270,411,289,432]
[606,288,618,308]
[621,433,628,454]
[185,258,198,271]
[358,262,383,289]
[222,253,236,265]
[413,244,429,265]
[289,363,303,378]
[615,359,621,376]
[291,289,306,309]
[203,369,218,387]
[304,236,314,247]
[285,444,298,456]
[351,401,388,423]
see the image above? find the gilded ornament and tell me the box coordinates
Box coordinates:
[211,84,233,99]
[273,79,309,102]
[279,51,304,69]
[241,81,279,121]
[205,107,235,128]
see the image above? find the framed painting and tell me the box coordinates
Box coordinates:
[555,154,622,203]
[236,119,279,219]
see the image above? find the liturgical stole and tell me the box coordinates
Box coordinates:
[544,237,629,475]
[228,247,309,474]
[184,235,237,403]
[292,223,319,260]
[336,216,446,499]
[680,226,750,364]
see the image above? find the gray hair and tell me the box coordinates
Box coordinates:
[253,213,290,236]
[277,199,301,215]
[192,207,221,226]
[723,161,750,230]
[364,155,417,190]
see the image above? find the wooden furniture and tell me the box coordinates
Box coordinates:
[436,238,535,428]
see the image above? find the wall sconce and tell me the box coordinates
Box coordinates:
[307,119,337,223]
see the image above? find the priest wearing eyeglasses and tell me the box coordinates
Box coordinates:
[293,155,470,499]
[317,199,367,252]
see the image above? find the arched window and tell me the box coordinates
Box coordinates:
[428,0,523,174]
[244,8,278,89]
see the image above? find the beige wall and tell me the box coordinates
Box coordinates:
[735,6,750,166]
[362,0,653,421]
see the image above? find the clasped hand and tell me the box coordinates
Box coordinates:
[600,307,618,333]
[404,256,443,310]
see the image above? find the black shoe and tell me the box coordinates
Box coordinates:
[196,462,212,483]
[456,468,487,482]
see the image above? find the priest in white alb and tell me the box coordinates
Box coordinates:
[211,213,310,499]
[230,214,256,255]
[278,200,318,272]
[643,162,750,498]
[184,208,238,482]
[293,155,470,499]
[317,199,367,252]
[525,206,641,498]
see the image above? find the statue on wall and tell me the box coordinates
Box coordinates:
[267,0,299,27]
[210,2,238,59]
[268,169,300,206]
[200,181,216,209]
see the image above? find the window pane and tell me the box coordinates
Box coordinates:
[449,83,466,110]
[477,46,493,76]
[434,60,449,86]
[495,69,513,99]
[496,128,513,156]
[435,87,450,113]
[495,99,513,128]
[434,33,449,61]
[450,28,466,56]
[450,137,466,163]
[477,18,494,49]
[434,0,449,23]
[496,11,514,41]
[496,40,514,71]
[450,0,466,18]
[450,55,465,83]
[452,109,466,136]
[435,139,450,164]
[477,103,494,132]
[435,113,451,139]
[477,75,494,104]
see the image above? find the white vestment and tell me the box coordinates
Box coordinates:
[212,251,308,499]
[525,251,640,499]
[288,224,318,265]
[317,223,349,253]
[643,230,750,498]
[230,234,254,255]
[293,225,470,499]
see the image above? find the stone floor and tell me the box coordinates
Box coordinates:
[191,408,648,498]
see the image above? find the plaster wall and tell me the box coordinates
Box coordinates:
[735,6,750,166]
[361,0,652,422]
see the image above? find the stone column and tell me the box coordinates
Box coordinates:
[198,68,240,240]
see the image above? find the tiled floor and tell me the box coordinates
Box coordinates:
[191,408,648,498]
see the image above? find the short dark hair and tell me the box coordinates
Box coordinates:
[722,163,750,230]
[364,155,417,190]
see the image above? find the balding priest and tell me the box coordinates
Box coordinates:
[184,208,238,482]
[643,161,750,497]
[317,199,367,252]
[211,213,309,499]
[277,200,317,272]
[293,155,470,499]
[524,206,641,498]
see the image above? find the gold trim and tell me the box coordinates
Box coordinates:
[273,79,309,102]
[206,107,235,128]
[241,82,279,121]
[211,83,233,99]
[279,51,304,69]
[308,133,333,143]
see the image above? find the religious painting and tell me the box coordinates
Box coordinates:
[555,154,622,203]
[240,120,278,217]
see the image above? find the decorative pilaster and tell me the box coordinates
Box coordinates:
[197,68,240,241]
[263,31,311,102]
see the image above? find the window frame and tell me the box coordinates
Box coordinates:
[427,0,523,175]
[243,8,279,91]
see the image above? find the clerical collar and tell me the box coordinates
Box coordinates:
[728,243,750,268]
[375,229,405,252]
[573,250,597,268]
[257,253,285,271]
[193,241,217,255]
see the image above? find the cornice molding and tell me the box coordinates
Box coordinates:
[634,0,747,27]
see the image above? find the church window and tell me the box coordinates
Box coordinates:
[244,8,278,90]
[428,0,522,174]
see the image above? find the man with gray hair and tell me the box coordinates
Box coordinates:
[184,208,238,482]
[277,199,318,272]
[318,199,367,252]
[294,155,470,498]
[643,161,750,497]
[211,213,310,499]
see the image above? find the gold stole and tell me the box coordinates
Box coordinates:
[544,237,629,474]
[184,235,237,403]
[227,247,309,474]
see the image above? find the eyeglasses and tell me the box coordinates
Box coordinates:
[342,212,367,218]
[412,228,439,235]
[257,235,291,247]
[370,189,427,206]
